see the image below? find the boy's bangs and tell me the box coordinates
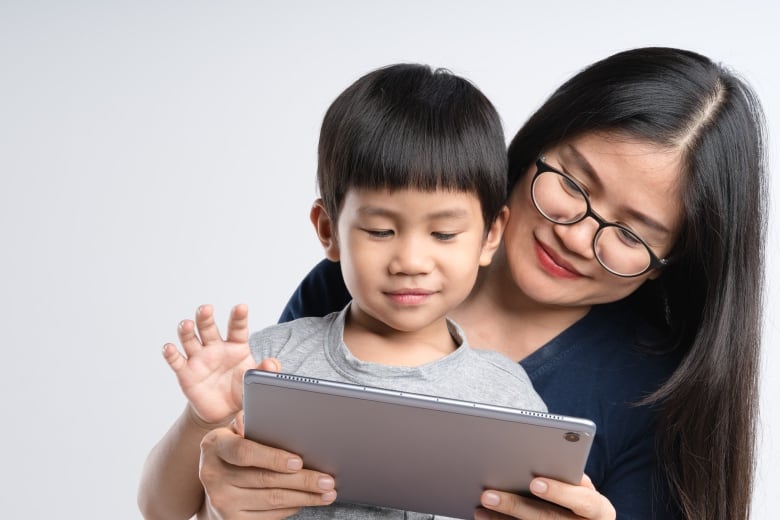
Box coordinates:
[346,112,491,194]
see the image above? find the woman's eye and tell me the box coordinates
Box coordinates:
[558,175,582,197]
[617,227,642,247]
[366,229,393,238]
[432,232,457,241]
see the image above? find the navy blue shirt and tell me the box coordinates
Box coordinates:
[280,259,682,519]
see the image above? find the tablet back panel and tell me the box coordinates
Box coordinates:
[244,370,595,519]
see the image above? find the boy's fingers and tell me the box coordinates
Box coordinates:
[226,304,250,344]
[259,357,282,372]
[177,319,203,358]
[195,304,223,345]
[162,343,187,372]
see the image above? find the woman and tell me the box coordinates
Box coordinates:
[153,47,767,520]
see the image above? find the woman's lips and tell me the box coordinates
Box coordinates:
[534,240,583,279]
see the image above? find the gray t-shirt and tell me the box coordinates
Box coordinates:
[249,305,546,519]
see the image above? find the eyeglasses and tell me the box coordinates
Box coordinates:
[530,157,669,277]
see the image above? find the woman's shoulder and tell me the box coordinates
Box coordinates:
[279,259,350,322]
[524,301,681,411]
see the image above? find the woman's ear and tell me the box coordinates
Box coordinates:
[310,199,340,261]
[478,205,509,266]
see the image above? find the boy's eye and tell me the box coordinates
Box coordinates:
[365,229,394,238]
[432,232,457,241]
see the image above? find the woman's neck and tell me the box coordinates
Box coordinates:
[451,263,590,362]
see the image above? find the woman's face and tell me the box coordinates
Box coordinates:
[501,131,684,309]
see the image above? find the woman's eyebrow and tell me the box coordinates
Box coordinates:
[561,144,672,236]
[560,145,603,191]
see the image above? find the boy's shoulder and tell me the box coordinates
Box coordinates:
[448,318,526,377]
[251,311,340,343]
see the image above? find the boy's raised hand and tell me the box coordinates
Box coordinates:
[163,304,256,426]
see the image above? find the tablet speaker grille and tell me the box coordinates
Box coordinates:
[276,373,321,384]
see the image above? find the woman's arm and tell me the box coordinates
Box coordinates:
[140,358,340,520]
[196,415,338,519]
[138,404,223,519]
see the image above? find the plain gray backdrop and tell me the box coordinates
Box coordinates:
[1,1,778,518]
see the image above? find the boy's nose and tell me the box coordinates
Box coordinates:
[388,238,434,275]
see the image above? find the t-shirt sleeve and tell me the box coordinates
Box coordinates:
[278,259,351,323]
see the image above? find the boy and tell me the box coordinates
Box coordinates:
[140,64,546,519]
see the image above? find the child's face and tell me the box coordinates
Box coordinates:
[331,188,502,334]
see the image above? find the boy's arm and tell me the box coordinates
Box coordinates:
[138,304,256,519]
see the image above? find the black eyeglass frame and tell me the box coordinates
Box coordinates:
[531,157,669,278]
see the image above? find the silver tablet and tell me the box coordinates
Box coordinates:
[243,369,596,519]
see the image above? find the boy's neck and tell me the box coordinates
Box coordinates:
[342,305,457,367]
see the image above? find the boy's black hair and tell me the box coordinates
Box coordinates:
[317,63,507,229]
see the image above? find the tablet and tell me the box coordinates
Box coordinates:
[243,369,596,519]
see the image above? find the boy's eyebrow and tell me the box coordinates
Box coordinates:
[358,206,471,219]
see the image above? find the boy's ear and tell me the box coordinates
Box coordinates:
[478,205,509,267]
[310,199,340,261]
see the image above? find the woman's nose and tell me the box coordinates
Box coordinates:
[552,217,599,260]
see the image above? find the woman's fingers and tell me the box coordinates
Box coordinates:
[478,490,564,520]
[210,464,336,496]
[202,428,301,473]
[201,428,336,493]
[527,476,614,519]
[477,476,614,520]
[199,428,338,518]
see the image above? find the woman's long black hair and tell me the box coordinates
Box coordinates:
[507,47,767,519]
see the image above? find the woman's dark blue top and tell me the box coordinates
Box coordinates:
[279,259,682,519]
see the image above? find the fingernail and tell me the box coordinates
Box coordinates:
[530,479,548,494]
[287,458,303,471]
[318,477,335,490]
[482,492,500,506]
[474,511,490,520]
[321,490,337,502]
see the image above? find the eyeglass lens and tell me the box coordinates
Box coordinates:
[532,170,653,276]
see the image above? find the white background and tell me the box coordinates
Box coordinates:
[1,2,778,518]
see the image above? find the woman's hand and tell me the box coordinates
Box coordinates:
[197,425,338,519]
[474,475,616,520]
[196,357,338,520]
